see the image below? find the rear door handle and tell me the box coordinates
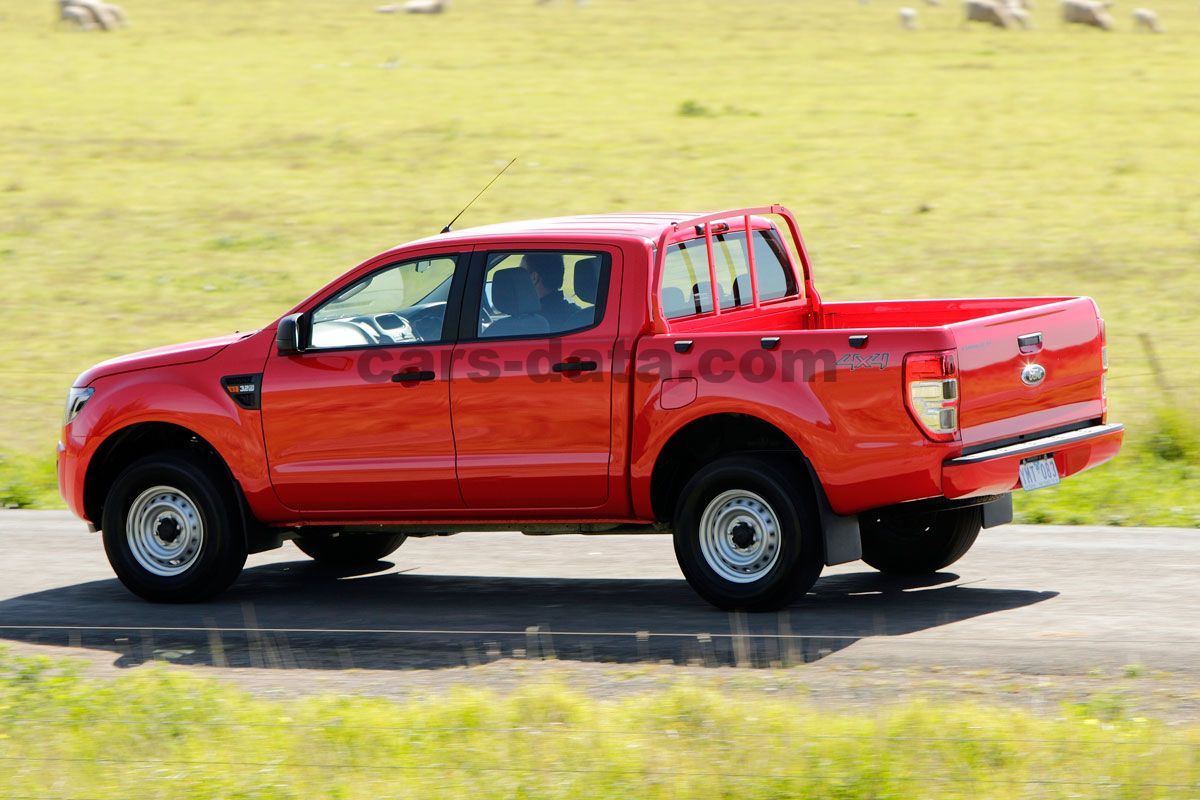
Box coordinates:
[552,360,598,373]
[391,370,436,383]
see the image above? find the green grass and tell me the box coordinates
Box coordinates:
[0,452,57,510]
[1,650,1198,799]
[1,0,1198,522]
[1012,407,1200,527]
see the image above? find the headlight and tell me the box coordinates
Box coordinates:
[64,387,94,425]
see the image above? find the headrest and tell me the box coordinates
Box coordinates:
[491,268,540,316]
[573,257,601,304]
[661,287,690,318]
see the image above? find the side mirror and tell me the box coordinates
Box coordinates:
[275,313,306,356]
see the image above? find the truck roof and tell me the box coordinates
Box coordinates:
[403,212,704,249]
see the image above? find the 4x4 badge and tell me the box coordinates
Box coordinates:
[835,352,889,371]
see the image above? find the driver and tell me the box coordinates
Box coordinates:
[521,253,578,329]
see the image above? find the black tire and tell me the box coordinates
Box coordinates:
[860,506,982,575]
[294,534,406,565]
[673,455,823,611]
[101,452,247,602]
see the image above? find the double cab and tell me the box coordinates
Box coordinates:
[58,205,1123,609]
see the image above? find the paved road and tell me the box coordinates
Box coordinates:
[0,511,1197,673]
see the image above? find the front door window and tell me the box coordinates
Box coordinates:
[310,256,458,349]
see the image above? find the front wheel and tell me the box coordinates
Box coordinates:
[860,506,982,575]
[294,534,406,565]
[101,453,247,602]
[673,455,823,611]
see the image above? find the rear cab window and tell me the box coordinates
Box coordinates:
[660,228,798,319]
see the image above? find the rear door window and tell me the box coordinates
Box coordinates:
[475,251,610,339]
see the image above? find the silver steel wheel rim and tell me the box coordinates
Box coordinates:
[698,489,782,584]
[126,485,205,577]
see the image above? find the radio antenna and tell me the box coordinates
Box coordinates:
[441,157,517,234]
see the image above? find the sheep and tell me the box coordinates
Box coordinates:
[1061,0,1114,30]
[59,3,97,29]
[1000,0,1034,18]
[59,0,126,30]
[99,2,126,26]
[898,7,919,27]
[60,0,109,30]
[962,0,1019,28]
[923,0,942,6]
[1132,7,1162,31]
[68,0,100,27]
[402,0,447,12]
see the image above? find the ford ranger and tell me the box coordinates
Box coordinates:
[58,205,1123,609]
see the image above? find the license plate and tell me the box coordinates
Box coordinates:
[1018,454,1060,492]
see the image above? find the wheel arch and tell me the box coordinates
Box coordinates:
[647,411,861,566]
[649,412,811,522]
[85,422,245,532]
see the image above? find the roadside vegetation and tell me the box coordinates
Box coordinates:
[1012,406,1200,527]
[1,0,1198,523]
[2,650,1198,799]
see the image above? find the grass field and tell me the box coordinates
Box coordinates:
[1,0,1198,521]
[2,649,1198,799]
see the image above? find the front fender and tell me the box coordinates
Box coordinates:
[68,331,285,522]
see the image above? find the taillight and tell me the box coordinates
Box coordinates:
[1098,318,1108,419]
[904,351,959,442]
[1099,318,1108,371]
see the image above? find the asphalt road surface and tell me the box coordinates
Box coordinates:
[0,511,1197,674]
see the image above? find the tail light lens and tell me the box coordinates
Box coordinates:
[905,351,959,442]
[1098,318,1108,420]
[1099,318,1108,369]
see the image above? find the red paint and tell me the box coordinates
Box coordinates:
[659,378,698,410]
[58,207,1121,529]
[261,341,461,512]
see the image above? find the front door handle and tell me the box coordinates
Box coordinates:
[391,370,435,383]
[552,360,598,373]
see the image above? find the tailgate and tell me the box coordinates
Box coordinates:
[950,297,1105,447]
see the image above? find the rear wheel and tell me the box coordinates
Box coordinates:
[101,452,247,602]
[294,534,406,565]
[860,506,982,575]
[673,455,823,611]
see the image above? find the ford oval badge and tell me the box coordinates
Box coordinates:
[1021,363,1046,386]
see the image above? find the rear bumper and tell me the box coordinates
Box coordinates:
[941,423,1124,499]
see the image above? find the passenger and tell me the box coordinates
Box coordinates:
[521,253,578,329]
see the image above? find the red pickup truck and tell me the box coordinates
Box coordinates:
[58,205,1122,609]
